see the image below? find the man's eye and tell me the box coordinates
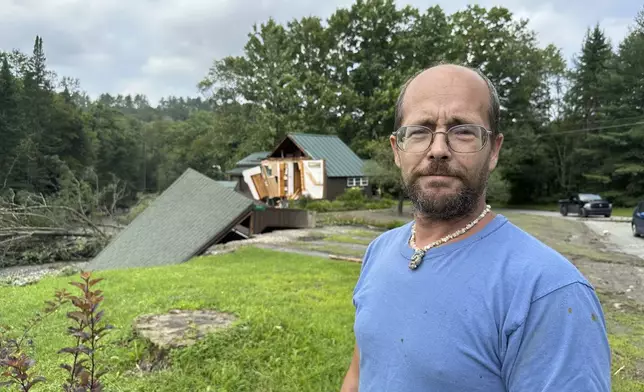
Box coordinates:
[452,127,479,137]
[406,129,429,137]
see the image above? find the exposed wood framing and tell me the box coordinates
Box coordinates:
[241,158,325,202]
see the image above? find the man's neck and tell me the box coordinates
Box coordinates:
[412,201,494,249]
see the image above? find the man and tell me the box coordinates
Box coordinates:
[340,64,611,391]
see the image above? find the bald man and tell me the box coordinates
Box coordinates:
[340,64,611,392]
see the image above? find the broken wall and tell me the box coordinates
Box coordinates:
[242,159,325,201]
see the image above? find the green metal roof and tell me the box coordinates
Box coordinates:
[236,151,269,167]
[225,167,245,176]
[287,133,365,177]
[88,168,254,271]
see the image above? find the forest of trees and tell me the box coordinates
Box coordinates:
[1,1,644,212]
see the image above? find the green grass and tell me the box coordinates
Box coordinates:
[613,208,635,218]
[291,241,366,258]
[3,236,644,390]
[600,295,644,391]
[0,248,359,391]
[346,229,384,238]
[323,234,373,246]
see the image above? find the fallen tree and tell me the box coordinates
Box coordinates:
[0,168,127,267]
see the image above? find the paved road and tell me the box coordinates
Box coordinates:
[583,220,644,259]
[500,208,631,222]
[500,209,644,260]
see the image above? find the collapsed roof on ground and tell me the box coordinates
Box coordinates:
[88,168,254,271]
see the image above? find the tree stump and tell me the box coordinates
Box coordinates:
[134,309,237,349]
[132,309,237,372]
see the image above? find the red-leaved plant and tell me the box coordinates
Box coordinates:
[0,272,113,391]
[0,289,70,391]
[59,272,113,392]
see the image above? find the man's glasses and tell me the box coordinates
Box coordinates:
[392,124,492,154]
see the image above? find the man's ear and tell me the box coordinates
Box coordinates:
[488,133,504,171]
[390,135,402,168]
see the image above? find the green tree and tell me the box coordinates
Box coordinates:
[0,54,23,190]
[565,24,615,127]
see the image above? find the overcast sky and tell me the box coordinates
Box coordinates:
[1,0,641,104]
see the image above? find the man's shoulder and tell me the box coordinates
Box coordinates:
[491,215,593,299]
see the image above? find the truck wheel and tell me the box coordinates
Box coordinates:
[560,205,568,216]
[580,208,588,217]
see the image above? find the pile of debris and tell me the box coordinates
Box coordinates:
[0,261,86,287]
[0,196,111,267]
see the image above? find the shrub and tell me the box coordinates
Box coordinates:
[298,188,395,212]
[0,272,113,392]
[336,187,366,203]
[317,214,406,229]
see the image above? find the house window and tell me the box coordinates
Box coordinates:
[347,177,368,187]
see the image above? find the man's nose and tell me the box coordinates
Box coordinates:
[426,132,451,160]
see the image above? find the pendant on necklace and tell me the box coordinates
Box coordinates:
[409,249,426,270]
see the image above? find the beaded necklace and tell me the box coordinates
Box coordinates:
[408,205,492,270]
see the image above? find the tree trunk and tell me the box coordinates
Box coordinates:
[397,193,405,216]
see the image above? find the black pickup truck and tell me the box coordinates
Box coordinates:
[559,193,612,217]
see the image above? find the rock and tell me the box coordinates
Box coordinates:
[133,309,237,349]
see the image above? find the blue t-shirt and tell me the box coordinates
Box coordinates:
[352,214,611,391]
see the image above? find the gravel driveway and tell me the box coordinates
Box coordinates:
[583,220,644,259]
[498,209,644,260]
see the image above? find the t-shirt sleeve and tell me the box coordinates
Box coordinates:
[502,282,611,392]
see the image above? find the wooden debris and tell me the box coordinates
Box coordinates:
[329,254,363,263]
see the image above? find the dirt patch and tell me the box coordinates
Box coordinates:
[572,257,644,304]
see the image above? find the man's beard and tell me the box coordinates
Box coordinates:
[402,158,490,221]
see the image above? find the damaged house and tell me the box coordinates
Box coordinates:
[88,168,314,271]
[227,133,371,202]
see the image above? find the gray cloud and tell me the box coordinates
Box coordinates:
[0,0,641,103]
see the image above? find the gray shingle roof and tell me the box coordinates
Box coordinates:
[287,133,365,177]
[88,168,254,271]
[215,180,238,189]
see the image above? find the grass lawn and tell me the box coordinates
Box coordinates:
[0,248,359,392]
[323,234,373,246]
[291,241,366,258]
[603,298,644,392]
[2,218,644,390]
